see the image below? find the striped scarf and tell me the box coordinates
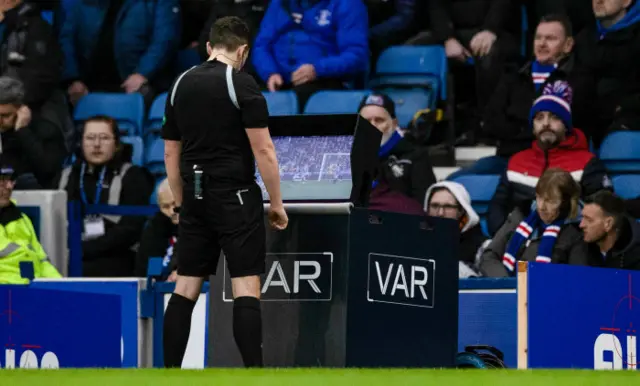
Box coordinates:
[502,210,564,274]
[531,61,558,92]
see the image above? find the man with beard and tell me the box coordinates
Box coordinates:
[486,80,611,235]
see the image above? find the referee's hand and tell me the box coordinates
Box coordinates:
[268,205,288,230]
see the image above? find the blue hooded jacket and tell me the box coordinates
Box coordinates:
[252,0,369,83]
[59,0,181,82]
[596,0,640,36]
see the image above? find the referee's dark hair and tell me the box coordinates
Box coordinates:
[208,16,251,51]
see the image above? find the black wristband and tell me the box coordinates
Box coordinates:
[173,206,181,214]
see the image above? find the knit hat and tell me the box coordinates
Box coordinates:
[529,80,573,132]
[359,93,396,118]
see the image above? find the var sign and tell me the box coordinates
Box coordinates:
[366,253,435,308]
[223,252,333,302]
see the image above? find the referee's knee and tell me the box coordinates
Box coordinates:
[231,275,261,299]
[174,275,205,301]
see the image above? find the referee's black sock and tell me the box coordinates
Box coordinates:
[163,293,196,368]
[233,296,263,367]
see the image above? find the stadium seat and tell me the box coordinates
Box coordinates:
[176,49,201,74]
[144,137,166,176]
[371,45,448,101]
[303,90,369,115]
[382,89,433,129]
[121,136,144,166]
[451,174,501,236]
[74,93,145,136]
[41,11,54,24]
[146,92,168,136]
[613,175,640,199]
[599,132,640,173]
[262,91,299,116]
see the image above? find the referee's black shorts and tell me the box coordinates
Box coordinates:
[177,173,266,278]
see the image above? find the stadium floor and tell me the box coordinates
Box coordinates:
[3,369,636,386]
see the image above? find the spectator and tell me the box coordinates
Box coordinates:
[581,190,640,270]
[0,77,67,189]
[574,0,640,144]
[424,181,487,278]
[366,0,417,62]
[407,0,520,136]
[450,14,584,178]
[253,0,368,111]
[135,178,179,281]
[360,94,436,214]
[197,0,268,79]
[523,0,594,42]
[181,0,212,50]
[60,0,181,105]
[0,162,62,284]
[56,116,154,277]
[487,80,611,236]
[0,0,63,109]
[480,168,588,277]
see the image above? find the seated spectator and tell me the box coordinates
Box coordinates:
[197,0,267,79]
[366,0,418,62]
[253,0,368,111]
[424,181,487,278]
[135,179,179,281]
[487,80,611,236]
[56,116,154,277]
[0,161,61,284]
[0,0,63,109]
[0,77,67,189]
[60,0,181,105]
[450,14,587,178]
[581,190,640,270]
[360,94,436,214]
[574,0,640,144]
[480,168,588,277]
[407,0,520,136]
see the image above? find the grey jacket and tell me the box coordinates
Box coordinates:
[480,208,590,277]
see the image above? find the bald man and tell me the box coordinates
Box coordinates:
[136,178,180,279]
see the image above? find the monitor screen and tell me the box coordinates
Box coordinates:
[256,135,354,202]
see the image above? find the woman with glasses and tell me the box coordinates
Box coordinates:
[479,167,589,277]
[424,181,487,278]
[56,115,154,277]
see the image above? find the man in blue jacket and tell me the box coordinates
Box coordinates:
[60,0,181,105]
[253,0,369,111]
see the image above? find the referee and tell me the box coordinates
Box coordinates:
[162,16,288,368]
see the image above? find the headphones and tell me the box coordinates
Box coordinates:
[455,345,508,369]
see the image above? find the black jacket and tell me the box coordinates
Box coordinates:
[135,212,178,278]
[574,20,640,143]
[587,216,640,271]
[428,0,519,42]
[459,223,487,266]
[0,113,67,189]
[483,56,592,157]
[0,2,62,108]
[57,157,154,277]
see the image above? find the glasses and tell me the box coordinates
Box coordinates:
[428,203,460,214]
[84,135,115,144]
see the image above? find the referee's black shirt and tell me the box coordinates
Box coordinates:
[161,59,269,188]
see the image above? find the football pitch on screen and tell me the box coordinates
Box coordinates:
[3,369,637,386]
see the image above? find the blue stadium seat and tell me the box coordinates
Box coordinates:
[599,132,640,173]
[371,45,448,101]
[176,49,201,74]
[144,137,166,176]
[382,88,433,129]
[613,175,640,199]
[262,91,299,116]
[146,92,168,136]
[304,90,369,114]
[451,174,501,236]
[41,11,54,25]
[74,93,145,136]
[121,136,144,166]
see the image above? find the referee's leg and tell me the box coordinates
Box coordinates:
[230,275,263,367]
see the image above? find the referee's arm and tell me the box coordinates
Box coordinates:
[162,96,183,207]
[235,72,283,210]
